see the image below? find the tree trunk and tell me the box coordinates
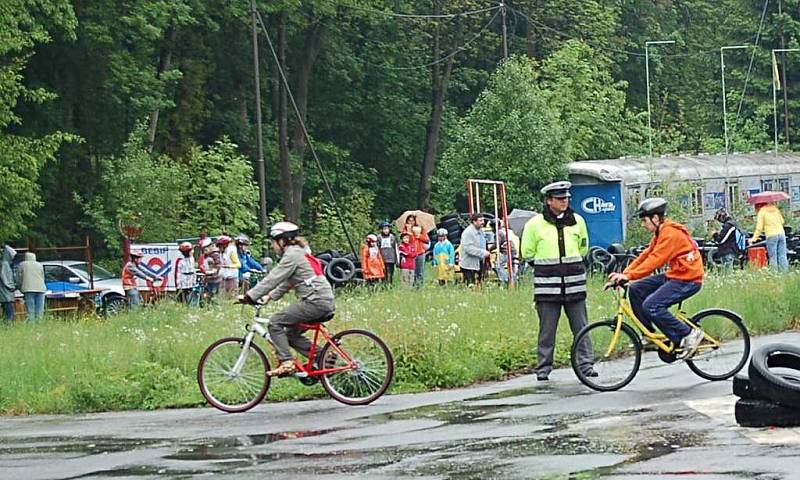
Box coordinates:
[417,6,460,210]
[147,24,176,152]
[285,22,326,222]
[276,13,293,221]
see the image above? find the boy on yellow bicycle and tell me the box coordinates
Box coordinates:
[607,198,704,359]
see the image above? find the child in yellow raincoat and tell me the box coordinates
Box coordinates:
[432,228,455,285]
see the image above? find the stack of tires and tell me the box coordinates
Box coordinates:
[314,250,360,287]
[436,212,497,248]
[733,344,800,427]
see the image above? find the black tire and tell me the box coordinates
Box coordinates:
[440,218,461,230]
[103,295,128,316]
[733,374,757,400]
[572,320,642,392]
[316,253,333,263]
[733,373,800,401]
[748,344,800,409]
[326,258,356,283]
[319,329,394,405]
[197,337,271,413]
[685,309,750,381]
[735,398,800,427]
[440,213,460,223]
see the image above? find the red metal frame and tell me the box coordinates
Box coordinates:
[291,323,357,376]
[465,179,514,287]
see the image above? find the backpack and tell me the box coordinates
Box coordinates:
[733,227,747,253]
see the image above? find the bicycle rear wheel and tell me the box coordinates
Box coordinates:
[572,319,642,391]
[319,329,393,405]
[686,309,750,381]
[197,337,271,413]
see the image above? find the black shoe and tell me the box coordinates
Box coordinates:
[536,371,550,381]
[583,369,599,378]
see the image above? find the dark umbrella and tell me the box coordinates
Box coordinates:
[508,209,537,237]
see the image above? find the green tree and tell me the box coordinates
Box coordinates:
[78,126,187,251]
[432,56,569,213]
[0,0,77,241]
[181,138,259,236]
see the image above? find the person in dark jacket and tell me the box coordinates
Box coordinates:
[377,221,399,284]
[712,208,739,268]
[0,245,17,322]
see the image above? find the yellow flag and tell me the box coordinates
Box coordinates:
[773,51,782,90]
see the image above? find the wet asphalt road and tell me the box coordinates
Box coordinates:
[2,332,800,480]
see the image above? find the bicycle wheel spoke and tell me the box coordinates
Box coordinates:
[199,339,269,412]
[573,321,640,391]
[687,312,749,380]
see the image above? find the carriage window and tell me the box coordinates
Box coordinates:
[779,178,790,194]
[761,179,774,191]
[690,186,704,216]
[726,182,740,209]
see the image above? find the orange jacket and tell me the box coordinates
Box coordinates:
[623,219,704,283]
[402,226,429,254]
[360,245,386,280]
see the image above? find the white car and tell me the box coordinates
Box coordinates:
[42,261,128,315]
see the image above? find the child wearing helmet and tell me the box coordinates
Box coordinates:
[216,235,241,296]
[236,234,263,290]
[361,234,385,286]
[377,221,399,284]
[608,198,705,359]
[175,242,196,303]
[240,221,335,377]
[122,249,159,308]
[432,228,455,285]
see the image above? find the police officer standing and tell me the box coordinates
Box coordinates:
[521,181,595,381]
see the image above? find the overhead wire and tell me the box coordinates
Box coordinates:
[729,0,771,145]
[363,8,502,71]
[335,2,502,19]
[253,8,358,257]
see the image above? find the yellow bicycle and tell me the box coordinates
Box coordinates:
[571,282,750,391]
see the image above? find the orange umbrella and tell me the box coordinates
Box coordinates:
[395,210,436,232]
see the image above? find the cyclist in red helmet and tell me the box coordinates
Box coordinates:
[239,222,335,377]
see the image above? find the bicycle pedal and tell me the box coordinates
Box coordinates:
[292,371,309,378]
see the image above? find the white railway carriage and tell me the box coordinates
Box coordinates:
[567,153,800,247]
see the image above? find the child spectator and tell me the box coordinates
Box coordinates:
[361,234,385,286]
[377,221,399,284]
[203,246,222,297]
[398,232,417,287]
[432,228,455,285]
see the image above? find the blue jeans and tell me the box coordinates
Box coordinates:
[126,288,142,309]
[766,234,789,271]
[23,292,45,321]
[2,302,15,323]
[414,255,425,286]
[628,274,701,343]
[496,253,514,283]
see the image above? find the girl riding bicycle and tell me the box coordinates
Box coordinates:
[238,221,335,377]
[608,198,704,359]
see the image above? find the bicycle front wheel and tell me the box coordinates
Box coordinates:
[197,337,271,413]
[319,329,394,405]
[572,319,642,391]
[686,309,750,381]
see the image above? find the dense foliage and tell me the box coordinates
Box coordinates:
[5,0,800,253]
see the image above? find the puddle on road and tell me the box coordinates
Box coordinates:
[0,436,169,456]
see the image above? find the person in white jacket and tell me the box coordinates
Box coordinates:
[217,235,240,296]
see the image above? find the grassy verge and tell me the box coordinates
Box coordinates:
[1,269,799,415]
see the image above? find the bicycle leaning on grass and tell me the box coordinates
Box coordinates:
[197,303,394,412]
[570,281,750,391]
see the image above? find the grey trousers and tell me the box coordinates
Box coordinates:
[535,300,593,375]
[269,299,334,362]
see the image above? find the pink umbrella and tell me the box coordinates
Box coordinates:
[746,191,790,205]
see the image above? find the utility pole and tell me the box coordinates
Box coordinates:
[251,0,268,235]
[779,0,791,145]
[772,49,800,156]
[500,3,508,58]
